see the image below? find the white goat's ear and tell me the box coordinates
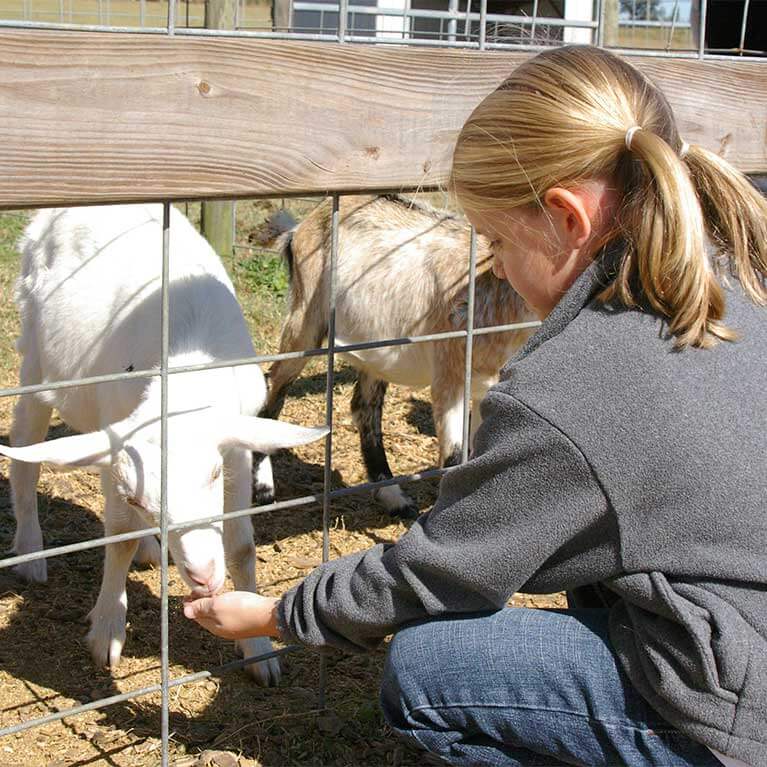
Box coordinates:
[217,416,328,454]
[0,431,112,469]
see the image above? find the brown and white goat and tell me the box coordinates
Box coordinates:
[263,195,536,517]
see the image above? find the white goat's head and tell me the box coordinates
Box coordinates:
[0,415,327,594]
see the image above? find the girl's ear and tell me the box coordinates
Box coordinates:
[542,187,594,251]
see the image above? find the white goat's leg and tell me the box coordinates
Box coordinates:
[86,488,138,669]
[132,533,161,568]
[9,393,52,583]
[224,448,281,686]
[351,371,417,518]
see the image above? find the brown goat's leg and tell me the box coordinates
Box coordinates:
[257,305,326,502]
[263,302,327,419]
[432,343,468,468]
[351,371,418,519]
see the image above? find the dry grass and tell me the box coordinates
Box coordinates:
[0,201,564,767]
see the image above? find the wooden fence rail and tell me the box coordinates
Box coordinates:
[1,29,765,209]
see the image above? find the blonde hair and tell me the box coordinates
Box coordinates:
[451,45,767,348]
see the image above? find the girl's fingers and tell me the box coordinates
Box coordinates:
[183,597,214,620]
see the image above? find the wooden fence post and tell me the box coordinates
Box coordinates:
[272,0,292,32]
[201,0,237,257]
[602,0,619,46]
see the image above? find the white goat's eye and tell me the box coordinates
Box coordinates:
[126,497,144,510]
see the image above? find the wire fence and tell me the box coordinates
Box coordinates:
[1,0,764,56]
[0,1,764,765]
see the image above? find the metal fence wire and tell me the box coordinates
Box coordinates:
[0,1,764,765]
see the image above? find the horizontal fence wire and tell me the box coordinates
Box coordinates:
[1,4,764,59]
[0,645,299,739]
[1,18,764,59]
[0,321,542,399]
[0,466,456,573]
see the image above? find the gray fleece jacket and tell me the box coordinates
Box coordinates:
[276,250,767,765]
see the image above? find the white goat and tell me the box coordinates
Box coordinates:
[264,195,536,517]
[0,204,326,685]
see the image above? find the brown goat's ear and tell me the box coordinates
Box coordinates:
[216,416,328,454]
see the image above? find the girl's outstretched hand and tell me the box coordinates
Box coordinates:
[183,591,280,640]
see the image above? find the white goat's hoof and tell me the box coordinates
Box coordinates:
[133,535,161,568]
[238,636,281,686]
[13,557,48,583]
[12,527,47,582]
[87,613,126,669]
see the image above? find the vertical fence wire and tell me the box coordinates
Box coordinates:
[738,0,751,54]
[447,0,456,41]
[596,0,605,47]
[461,228,477,464]
[337,0,347,41]
[462,0,469,41]
[478,0,486,48]
[697,0,707,57]
[160,202,172,767]
[161,0,175,755]
[318,193,340,710]
[665,0,679,52]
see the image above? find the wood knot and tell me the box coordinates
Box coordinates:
[197,81,211,96]
[364,146,380,160]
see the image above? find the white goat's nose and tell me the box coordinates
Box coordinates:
[186,560,216,588]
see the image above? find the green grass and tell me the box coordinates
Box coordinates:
[0,212,27,386]
[240,249,290,299]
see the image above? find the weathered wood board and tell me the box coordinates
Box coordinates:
[0,29,765,208]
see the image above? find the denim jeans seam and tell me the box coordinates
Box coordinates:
[407,702,681,736]
[404,722,435,751]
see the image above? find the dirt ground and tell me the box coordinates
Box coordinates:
[0,203,564,767]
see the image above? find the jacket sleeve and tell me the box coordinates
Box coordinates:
[276,388,615,652]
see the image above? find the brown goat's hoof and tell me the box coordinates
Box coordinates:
[390,503,419,521]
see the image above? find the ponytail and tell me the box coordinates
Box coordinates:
[684,145,767,307]
[600,128,734,348]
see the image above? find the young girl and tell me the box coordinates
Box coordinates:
[184,45,767,767]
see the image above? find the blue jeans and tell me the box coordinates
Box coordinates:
[380,608,722,767]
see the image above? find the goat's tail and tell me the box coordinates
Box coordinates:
[266,209,297,280]
[271,210,298,285]
[266,208,297,242]
[252,207,298,287]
